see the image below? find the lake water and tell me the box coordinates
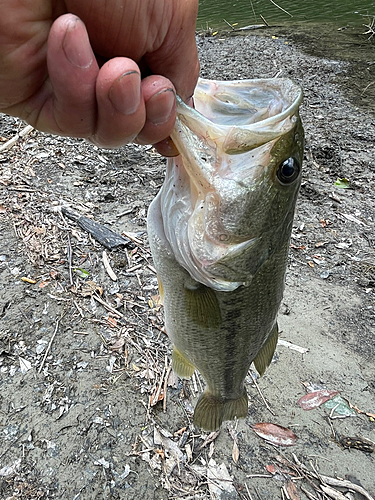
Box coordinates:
[197,0,375,30]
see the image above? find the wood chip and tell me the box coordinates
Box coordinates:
[278,339,309,354]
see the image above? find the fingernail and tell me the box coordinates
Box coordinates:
[148,89,176,126]
[109,71,141,115]
[63,20,93,68]
[155,137,180,157]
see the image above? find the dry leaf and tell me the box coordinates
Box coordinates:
[19,357,32,374]
[39,280,50,289]
[71,229,83,241]
[207,459,238,499]
[265,464,278,474]
[232,440,239,463]
[298,390,339,410]
[154,448,165,459]
[80,280,103,297]
[150,389,165,406]
[285,479,300,500]
[109,337,125,352]
[0,205,6,214]
[175,427,187,435]
[149,295,162,309]
[102,250,117,281]
[106,316,117,328]
[252,423,298,446]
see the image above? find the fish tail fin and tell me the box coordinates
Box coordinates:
[194,389,248,431]
[253,323,279,376]
[172,346,195,379]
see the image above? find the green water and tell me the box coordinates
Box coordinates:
[197,0,375,30]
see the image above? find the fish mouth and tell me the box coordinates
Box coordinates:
[160,78,303,291]
[174,78,303,155]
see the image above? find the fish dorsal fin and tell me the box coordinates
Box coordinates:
[253,323,279,376]
[194,389,248,431]
[184,283,222,329]
[172,346,195,379]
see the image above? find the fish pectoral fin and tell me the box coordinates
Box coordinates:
[194,389,248,431]
[184,284,222,329]
[253,323,279,376]
[172,346,195,379]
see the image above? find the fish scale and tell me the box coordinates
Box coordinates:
[147,78,304,430]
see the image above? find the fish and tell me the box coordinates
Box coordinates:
[147,78,304,431]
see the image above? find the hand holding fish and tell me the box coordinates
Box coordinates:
[0,0,199,152]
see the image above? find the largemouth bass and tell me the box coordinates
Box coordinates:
[147,78,304,431]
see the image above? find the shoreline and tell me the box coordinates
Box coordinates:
[197,21,375,116]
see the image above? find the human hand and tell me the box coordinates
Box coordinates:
[0,0,199,154]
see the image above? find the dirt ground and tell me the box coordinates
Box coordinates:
[0,22,374,500]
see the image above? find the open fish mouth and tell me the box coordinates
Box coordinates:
[160,78,303,291]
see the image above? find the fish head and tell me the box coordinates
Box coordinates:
[161,78,304,291]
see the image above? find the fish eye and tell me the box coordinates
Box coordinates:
[276,157,301,185]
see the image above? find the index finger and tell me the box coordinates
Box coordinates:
[144,0,200,101]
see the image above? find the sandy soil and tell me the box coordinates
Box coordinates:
[0,23,374,500]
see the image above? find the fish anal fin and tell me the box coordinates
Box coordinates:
[184,284,222,329]
[253,324,279,376]
[194,389,248,431]
[157,274,164,305]
[172,346,195,379]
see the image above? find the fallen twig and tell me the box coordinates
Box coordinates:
[245,483,255,500]
[92,294,124,318]
[38,315,63,373]
[197,431,220,451]
[223,18,235,30]
[249,371,275,416]
[247,474,273,479]
[0,124,33,153]
[320,475,374,500]
[163,363,172,412]
[320,484,347,500]
[300,486,320,500]
[150,364,166,406]
[277,454,375,500]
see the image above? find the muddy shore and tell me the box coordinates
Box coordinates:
[0,24,374,500]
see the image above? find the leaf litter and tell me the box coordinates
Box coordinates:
[1,28,375,500]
